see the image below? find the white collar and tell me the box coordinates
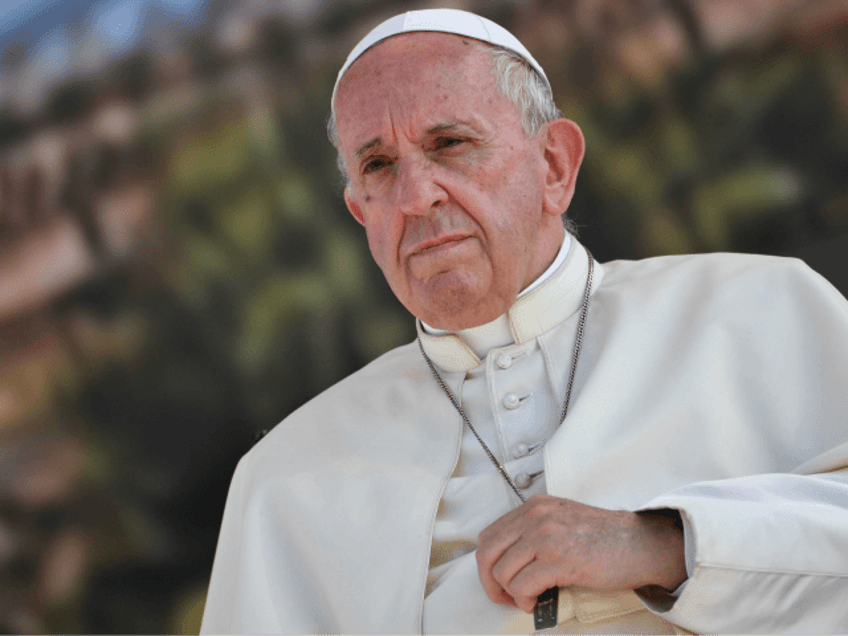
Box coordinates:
[418,236,602,373]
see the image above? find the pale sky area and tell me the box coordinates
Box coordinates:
[0,0,209,108]
[1,0,207,42]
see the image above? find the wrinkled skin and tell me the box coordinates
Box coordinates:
[476,495,687,612]
[335,33,583,330]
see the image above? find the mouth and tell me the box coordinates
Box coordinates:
[407,234,472,258]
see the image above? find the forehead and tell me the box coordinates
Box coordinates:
[338,31,486,89]
[333,32,507,145]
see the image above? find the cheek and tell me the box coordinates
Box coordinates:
[364,225,386,264]
[364,221,399,275]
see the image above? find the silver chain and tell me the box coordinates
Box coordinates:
[418,249,595,503]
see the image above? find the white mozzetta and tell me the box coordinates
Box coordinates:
[201,239,848,634]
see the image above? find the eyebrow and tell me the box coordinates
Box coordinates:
[354,137,382,160]
[427,121,477,135]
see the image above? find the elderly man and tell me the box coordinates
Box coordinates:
[201,9,848,634]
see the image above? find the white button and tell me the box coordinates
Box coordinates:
[503,393,520,409]
[496,353,512,369]
[514,472,532,489]
[512,443,530,459]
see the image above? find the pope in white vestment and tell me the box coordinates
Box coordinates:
[202,235,848,634]
[201,9,848,634]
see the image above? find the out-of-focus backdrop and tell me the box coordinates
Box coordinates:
[0,0,846,632]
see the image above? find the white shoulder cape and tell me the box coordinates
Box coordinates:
[202,250,848,634]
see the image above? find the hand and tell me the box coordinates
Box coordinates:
[475,494,687,613]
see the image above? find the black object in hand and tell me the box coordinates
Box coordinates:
[533,586,559,631]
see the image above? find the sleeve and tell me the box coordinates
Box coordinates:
[640,267,848,634]
[637,452,848,633]
[634,261,848,633]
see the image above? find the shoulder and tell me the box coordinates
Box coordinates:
[589,251,848,356]
[236,339,431,476]
[602,250,813,285]
[598,251,843,307]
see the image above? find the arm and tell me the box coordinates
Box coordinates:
[636,459,848,633]
[475,495,687,613]
[476,448,848,632]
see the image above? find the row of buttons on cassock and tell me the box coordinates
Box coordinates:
[512,442,544,490]
[494,350,545,490]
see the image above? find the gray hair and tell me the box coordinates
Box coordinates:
[327,41,562,183]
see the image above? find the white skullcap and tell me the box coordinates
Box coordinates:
[331,8,550,110]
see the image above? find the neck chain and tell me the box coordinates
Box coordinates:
[417,249,594,631]
[418,248,594,501]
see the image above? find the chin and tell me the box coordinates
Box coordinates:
[403,268,505,329]
[417,291,510,331]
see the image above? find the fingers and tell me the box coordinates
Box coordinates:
[478,545,548,612]
[477,496,560,609]
[479,544,562,613]
[476,496,689,614]
[508,561,561,613]
[483,538,564,612]
[476,527,522,606]
[489,544,536,607]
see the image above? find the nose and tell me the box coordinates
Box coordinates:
[393,155,446,217]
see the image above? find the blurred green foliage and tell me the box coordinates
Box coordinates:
[144,80,413,429]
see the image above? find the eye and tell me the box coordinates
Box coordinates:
[363,157,391,174]
[434,136,465,150]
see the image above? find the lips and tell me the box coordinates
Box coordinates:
[409,234,471,256]
[404,235,478,281]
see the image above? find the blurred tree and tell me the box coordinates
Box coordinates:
[0,107,29,150]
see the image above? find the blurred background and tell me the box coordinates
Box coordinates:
[0,0,846,632]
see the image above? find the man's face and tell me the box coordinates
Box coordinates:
[335,33,566,330]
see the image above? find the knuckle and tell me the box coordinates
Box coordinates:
[526,494,556,517]
[475,547,488,567]
[491,563,506,586]
[507,572,526,596]
[537,518,560,537]
[478,525,496,544]
[509,565,538,597]
[525,503,546,520]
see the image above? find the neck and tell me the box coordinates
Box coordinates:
[421,233,572,358]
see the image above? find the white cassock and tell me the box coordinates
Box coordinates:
[200,236,848,634]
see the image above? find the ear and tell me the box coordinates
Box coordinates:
[344,185,366,226]
[539,119,585,218]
